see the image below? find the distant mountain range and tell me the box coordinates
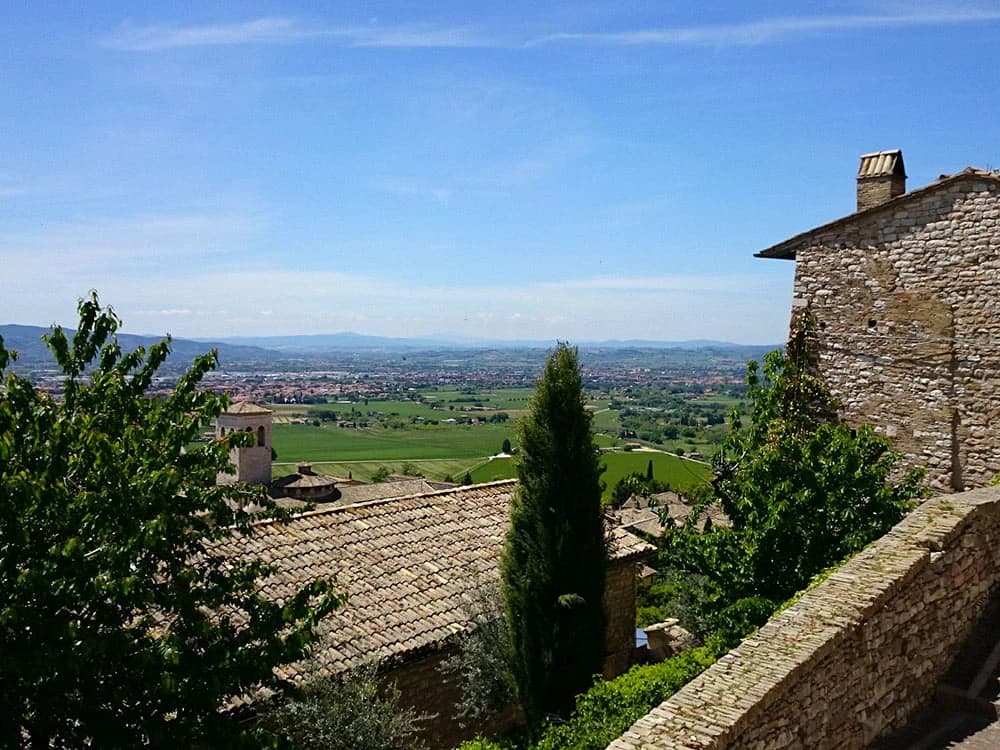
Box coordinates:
[1,324,777,367]
[0,324,281,368]
[212,332,776,352]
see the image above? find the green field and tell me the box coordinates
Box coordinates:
[590,408,622,434]
[600,451,711,499]
[468,450,711,501]
[420,387,536,411]
[271,422,515,463]
[279,458,483,483]
[470,456,517,483]
[266,387,716,491]
[322,398,510,421]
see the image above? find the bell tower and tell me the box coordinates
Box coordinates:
[215,401,273,485]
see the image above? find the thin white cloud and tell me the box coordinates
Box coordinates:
[537,275,751,293]
[375,178,452,203]
[103,18,494,52]
[0,212,257,276]
[531,8,1000,47]
[102,7,1000,53]
[351,25,488,48]
[143,308,193,316]
[104,18,314,50]
[0,175,29,198]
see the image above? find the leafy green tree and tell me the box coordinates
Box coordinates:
[462,471,473,485]
[400,462,423,477]
[502,438,512,455]
[371,465,391,483]
[502,343,607,728]
[645,459,654,482]
[0,295,340,748]
[609,472,668,509]
[664,319,924,629]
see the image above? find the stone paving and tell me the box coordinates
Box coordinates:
[948,722,1000,749]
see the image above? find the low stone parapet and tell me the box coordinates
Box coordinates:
[609,486,1000,749]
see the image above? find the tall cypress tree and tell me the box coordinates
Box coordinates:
[501,343,607,727]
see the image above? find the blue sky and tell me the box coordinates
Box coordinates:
[3,2,1000,344]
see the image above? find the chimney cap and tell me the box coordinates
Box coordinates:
[858,149,906,180]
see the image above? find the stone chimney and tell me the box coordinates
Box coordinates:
[297,463,314,476]
[857,149,906,212]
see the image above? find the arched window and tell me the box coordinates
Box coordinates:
[257,425,265,447]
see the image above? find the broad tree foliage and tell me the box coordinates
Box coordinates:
[663,320,925,633]
[502,343,607,728]
[0,295,340,748]
[261,662,430,750]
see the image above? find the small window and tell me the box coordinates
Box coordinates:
[257,425,265,447]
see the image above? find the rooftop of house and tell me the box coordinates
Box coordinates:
[756,167,1000,261]
[612,491,731,536]
[214,479,654,687]
[273,475,448,508]
[224,401,273,416]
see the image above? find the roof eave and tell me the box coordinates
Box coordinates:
[753,168,1000,262]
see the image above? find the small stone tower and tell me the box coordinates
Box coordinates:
[857,149,906,212]
[216,401,273,485]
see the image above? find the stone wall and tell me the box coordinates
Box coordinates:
[604,560,641,678]
[389,651,476,748]
[608,486,1000,750]
[788,176,1000,492]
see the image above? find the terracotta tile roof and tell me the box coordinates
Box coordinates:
[653,491,731,531]
[333,478,441,505]
[857,149,905,179]
[612,492,730,536]
[225,401,273,415]
[213,480,653,684]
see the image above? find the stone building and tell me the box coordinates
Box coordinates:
[215,480,653,747]
[215,401,273,485]
[758,151,1000,493]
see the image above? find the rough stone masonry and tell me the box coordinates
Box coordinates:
[757,154,1000,493]
[607,485,1000,749]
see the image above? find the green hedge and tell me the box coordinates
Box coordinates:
[456,646,720,750]
[531,645,718,750]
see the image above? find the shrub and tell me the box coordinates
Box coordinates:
[455,738,512,750]
[532,646,719,750]
[261,662,430,750]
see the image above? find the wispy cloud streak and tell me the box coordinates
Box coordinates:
[103,8,1000,53]
[103,17,493,51]
[531,8,1000,47]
